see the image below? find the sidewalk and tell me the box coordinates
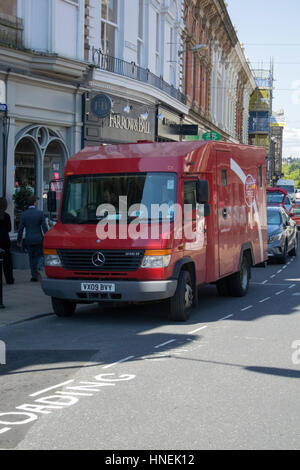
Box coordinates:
[0,269,52,327]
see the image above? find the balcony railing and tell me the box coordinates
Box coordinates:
[91,47,186,105]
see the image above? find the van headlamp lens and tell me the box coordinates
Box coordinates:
[141,250,171,268]
[44,249,62,267]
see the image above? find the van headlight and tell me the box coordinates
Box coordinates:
[141,250,171,268]
[44,249,62,267]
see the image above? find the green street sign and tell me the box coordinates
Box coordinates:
[202,131,221,141]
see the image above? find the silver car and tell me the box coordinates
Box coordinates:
[267,206,298,263]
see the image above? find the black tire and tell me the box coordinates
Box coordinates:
[216,277,230,296]
[289,234,298,257]
[228,256,250,297]
[277,241,288,264]
[169,270,193,322]
[51,297,76,317]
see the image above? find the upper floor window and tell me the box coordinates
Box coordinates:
[101,0,118,56]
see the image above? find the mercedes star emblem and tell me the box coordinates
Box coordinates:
[92,251,105,267]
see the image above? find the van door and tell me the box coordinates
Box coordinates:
[216,151,234,276]
[183,178,207,284]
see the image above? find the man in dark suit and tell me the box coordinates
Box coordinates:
[17,195,48,282]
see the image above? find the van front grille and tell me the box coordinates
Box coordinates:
[57,249,144,272]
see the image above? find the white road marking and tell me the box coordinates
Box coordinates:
[259,297,271,303]
[0,427,11,434]
[277,270,282,273]
[241,305,253,311]
[275,290,285,295]
[289,284,296,289]
[292,293,300,296]
[188,325,207,334]
[154,339,176,349]
[102,355,135,369]
[270,274,276,278]
[218,314,233,321]
[30,380,74,397]
[261,280,268,284]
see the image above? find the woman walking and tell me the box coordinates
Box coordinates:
[0,197,14,284]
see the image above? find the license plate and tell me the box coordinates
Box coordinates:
[81,282,115,293]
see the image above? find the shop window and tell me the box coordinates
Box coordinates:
[43,140,65,223]
[14,137,37,230]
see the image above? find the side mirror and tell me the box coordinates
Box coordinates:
[47,191,57,213]
[204,203,210,217]
[196,180,209,204]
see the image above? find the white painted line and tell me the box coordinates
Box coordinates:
[292,293,300,296]
[0,427,10,434]
[277,270,282,273]
[188,325,207,334]
[218,314,233,321]
[289,284,296,289]
[261,280,268,284]
[270,274,276,278]
[154,339,176,349]
[30,380,74,397]
[241,305,253,311]
[259,297,271,303]
[275,290,285,295]
[102,355,135,369]
[282,265,287,269]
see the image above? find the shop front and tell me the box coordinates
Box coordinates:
[83,92,156,146]
[13,125,69,231]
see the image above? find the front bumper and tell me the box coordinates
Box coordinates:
[268,239,284,258]
[41,278,178,303]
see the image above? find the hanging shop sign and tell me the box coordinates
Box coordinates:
[202,131,221,141]
[90,94,112,119]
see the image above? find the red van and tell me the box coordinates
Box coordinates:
[42,141,268,321]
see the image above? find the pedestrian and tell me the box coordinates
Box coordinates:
[0,197,14,284]
[17,195,48,282]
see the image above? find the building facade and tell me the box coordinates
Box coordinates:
[0,0,257,241]
[182,0,256,143]
[0,0,87,233]
[248,64,274,183]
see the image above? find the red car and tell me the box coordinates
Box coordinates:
[289,204,300,229]
[267,187,293,212]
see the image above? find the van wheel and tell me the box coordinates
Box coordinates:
[51,297,76,317]
[228,256,250,297]
[169,270,193,322]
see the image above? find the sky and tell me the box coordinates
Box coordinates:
[227,0,300,159]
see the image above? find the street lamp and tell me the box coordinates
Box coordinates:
[178,44,209,56]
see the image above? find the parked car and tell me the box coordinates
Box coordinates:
[267,187,293,212]
[276,179,296,201]
[294,189,300,202]
[288,203,300,229]
[267,206,298,263]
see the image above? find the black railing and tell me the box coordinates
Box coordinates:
[92,47,186,105]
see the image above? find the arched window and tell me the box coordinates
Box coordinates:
[14,125,69,229]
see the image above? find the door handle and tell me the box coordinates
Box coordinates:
[223,208,227,218]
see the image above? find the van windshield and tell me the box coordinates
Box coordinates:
[61,172,177,224]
